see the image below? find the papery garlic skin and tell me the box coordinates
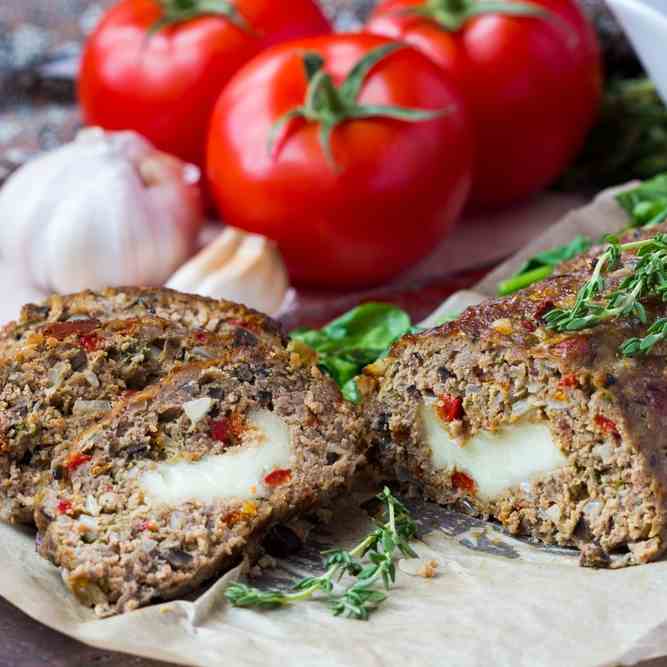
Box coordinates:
[167,226,290,316]
[0,128,203,294]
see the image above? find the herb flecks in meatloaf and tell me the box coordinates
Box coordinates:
[1,286,286,356]
[36,351,365,617]
[0,307,283,525]
[369,265,667,569]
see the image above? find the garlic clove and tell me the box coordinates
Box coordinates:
[166,227,290,316]
[166,228,244,292]
[0,128,204,295]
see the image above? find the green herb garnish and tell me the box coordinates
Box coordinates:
[616,173,667,228]
[544,233,667,356]
[498,171,667,297]
[290,303,412,402]
[497,235,593,296]
[225,487,418,620]
[621,318,667,357]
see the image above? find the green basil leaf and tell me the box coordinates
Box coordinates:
[290,327,329,349]
[518,234,593,275]
[341,378,361,403]
[319,303,411,352]
[616,174,667,228]
[289,303,412,401]
[318,354,360,388]
[497,234,593,296]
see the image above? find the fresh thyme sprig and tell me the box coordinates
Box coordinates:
[225,487,418,620]
[544,233,667,356]
[621,318,667,357]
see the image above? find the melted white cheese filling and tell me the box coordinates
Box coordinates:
[420,405,567,499]
[141,409,292,505]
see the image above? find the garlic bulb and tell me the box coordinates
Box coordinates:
[167,226,290,316]
[0,127,203,294]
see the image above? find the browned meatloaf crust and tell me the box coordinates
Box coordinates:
[367,257,667,568]
[557,220,667,277]
[35,349,365,616]
[1,287,286,357]
[0,316,278,524]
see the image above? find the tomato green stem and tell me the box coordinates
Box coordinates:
[268,43,449,168]
[404,0,549,32]
[150,0,251,34]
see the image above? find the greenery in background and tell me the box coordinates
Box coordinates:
[226,487,418,620]
[498,173,667,296]
[616,173,667,228]
[559,78,667,191]
[496,235,593,296]
[290,303,413,401]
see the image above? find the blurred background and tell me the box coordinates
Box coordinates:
[0,0,371,178]
[0,0,644,184]
[1,0,664,328]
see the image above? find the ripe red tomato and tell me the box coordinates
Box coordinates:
[79,0,331,166]
[207,34,473,288]
[367,0,602,209]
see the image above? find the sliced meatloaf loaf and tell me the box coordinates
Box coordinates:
[367,264,667,568]
[0,317,271,524]
[1,286,285,357]
[35,350,365,616]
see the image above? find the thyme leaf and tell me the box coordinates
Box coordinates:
[544,233,667,355]
[224,487,418,620]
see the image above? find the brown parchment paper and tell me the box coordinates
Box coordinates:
[2,184,667,667]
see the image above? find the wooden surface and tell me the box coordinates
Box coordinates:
[0,597,173,667]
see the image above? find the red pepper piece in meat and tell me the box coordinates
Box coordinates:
[264,469,292,487]
[57,499,73,514]
[595,414,619,436]
[451,471,476,494]
[66,453,92,473]
[42,320,100,340]
[210,419,230,443]
[79,333,100,352]
[559,374,578,388]
[437,394,463,422]
[210,414,245,443]
[194,330,209,343]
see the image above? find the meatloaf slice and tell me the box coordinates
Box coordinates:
[0,317,270,524]
[1,286,285,357]
[35,351,365,616]
[368,266,667,568]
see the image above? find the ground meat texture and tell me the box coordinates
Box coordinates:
[35,351,365,617]
[0,316,277,525]
[367,261,667,569]
[1,287,286,358]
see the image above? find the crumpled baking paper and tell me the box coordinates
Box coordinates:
[1,184,665,667]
